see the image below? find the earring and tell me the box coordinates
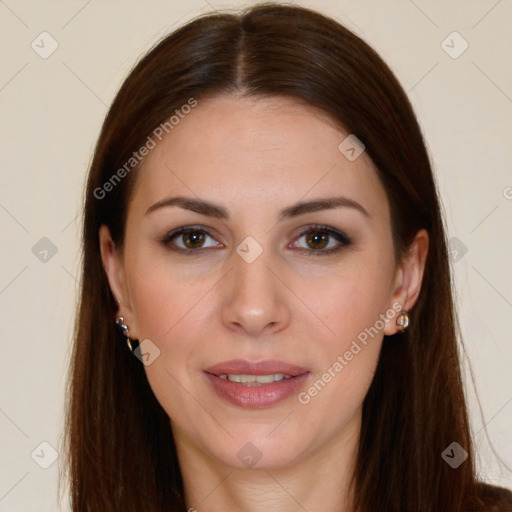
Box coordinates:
[396,310,409,332]
[115,316,135,352]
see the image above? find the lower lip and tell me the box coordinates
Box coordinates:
[204,372,310,408]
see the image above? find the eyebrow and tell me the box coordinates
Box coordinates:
[145,195,370,220]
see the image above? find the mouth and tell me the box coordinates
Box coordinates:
[203,359,311,408]
[204,358,309,377]
[217,373,294,385]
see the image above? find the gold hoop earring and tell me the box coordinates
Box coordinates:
[396,310,409,332]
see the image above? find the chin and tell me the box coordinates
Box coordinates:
[201,429,310,471]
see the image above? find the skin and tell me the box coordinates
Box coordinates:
[100,94,429,512]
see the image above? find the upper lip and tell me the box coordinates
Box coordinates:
[204,359,309,377]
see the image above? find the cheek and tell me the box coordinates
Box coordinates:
[124,253,213,383]
[126,251,207,340]
[311,284,387,384]
[318,249,395,348]
[126,265,208,421]
[299,249,394,415]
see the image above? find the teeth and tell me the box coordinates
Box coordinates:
[218,373,293,385]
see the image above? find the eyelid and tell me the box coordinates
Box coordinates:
[160,224,352,256]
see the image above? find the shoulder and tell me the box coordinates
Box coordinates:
[475,482,512,512]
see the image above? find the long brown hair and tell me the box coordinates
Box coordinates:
[62,3,512,511]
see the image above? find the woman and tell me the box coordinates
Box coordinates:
[63,3,512,511]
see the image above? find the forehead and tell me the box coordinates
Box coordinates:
[129,94,389,221]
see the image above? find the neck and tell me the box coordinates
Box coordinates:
[173,410,361,512]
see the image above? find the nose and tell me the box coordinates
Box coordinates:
[220,248,290,338]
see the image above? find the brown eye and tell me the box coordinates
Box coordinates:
[182,230,206,249]
[161,224,350,257]
[293,225,352,256]
[161,226,221,253]
[305,231,329,250]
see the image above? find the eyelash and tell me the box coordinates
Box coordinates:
[160,224,352,257]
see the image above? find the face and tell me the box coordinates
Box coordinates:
[100,94,427,471]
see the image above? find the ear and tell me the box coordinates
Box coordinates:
[383,228,429,335]
[99,225,139,339]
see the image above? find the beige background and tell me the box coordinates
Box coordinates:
[0,0,511,510]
